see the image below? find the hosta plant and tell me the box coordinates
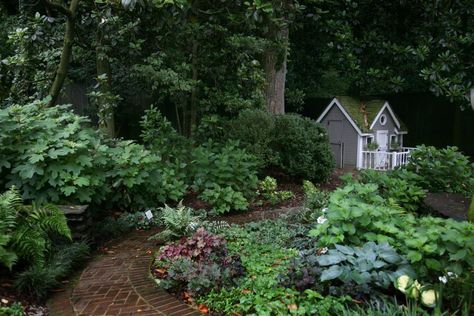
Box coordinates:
[200,184,249,214]
[309,183,474,279]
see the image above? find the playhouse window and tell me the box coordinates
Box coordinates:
[390,135,398,144]
[366,136,374,145]
[380,114,387,125]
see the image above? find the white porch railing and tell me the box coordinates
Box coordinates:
[360,147,416,170]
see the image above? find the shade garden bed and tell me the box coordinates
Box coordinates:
[149,182,474,316]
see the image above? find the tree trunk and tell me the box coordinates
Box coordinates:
[468,192,474,223]
[96,29,115,138]
[189,40,198,136]
[264,24,288,114]
[48,0,79,107]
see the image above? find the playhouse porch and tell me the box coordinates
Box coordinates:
[359,147,416,170]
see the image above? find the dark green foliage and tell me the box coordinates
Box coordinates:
[153,228,244,295]
[106,140,187,209]
[190,141,259,212]
[227,109,278,167]
[194,115,229,144]
[0,100,188,210]
[356,170,426,212]
[14,241,90,301]
[272,114,335,181]
[0,100,109,204]
[90,216,133,242]
[119,209,161,230]
[0,187,71,270]
[407,146,474,196]
[0,302,24,316]
[226,110,335,181]
[309,183,474,279]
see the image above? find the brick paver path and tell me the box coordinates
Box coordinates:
[48,229,200,316]
[48,207,301,316]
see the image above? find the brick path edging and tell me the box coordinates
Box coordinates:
[48,229,199,316]
[47,207,303,316]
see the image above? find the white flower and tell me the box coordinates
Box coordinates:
[421,289,438,308]
[395,275,411,293]
[320,247,328,254]
[317,216,327,224]
[438,276,447,284]
[322,208,328,213]
[446,271,458,278]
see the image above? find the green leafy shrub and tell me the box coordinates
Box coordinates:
[195,114,229,144]
[106,141,187,210]
[227,109,277,167]
[256,176,294,205]
[149,203,201,241]
[407,145,474,196]
[0,100,188,210]
[0,187,71,270]
[153,228,244,295]
[200,184,249,214]
[0,100,109,204]
[272,114,335,181]
[190,141,259,201]
[357,170,426,212]
[140,106,191,160]
[309,183,474,279]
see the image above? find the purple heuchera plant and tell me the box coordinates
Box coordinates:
[157,228,226,262]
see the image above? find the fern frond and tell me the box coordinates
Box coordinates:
[0,187,21,233]
[10,224,47,267]
[27,204,72,241]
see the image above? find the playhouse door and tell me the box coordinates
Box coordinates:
[328,120,343,168]
[375,131,389,169]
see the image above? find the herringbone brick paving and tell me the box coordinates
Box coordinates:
[47,229,199,316]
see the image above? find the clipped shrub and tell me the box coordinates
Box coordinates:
[407,145,474,196]
[272,114,335,182]
[153,228,244,295]
[227,109,277,167]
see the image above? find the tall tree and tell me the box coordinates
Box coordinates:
[42,0,80,107]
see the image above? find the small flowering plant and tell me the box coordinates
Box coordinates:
[395,275,439,308]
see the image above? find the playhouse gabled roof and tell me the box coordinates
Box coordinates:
[317,96,407,134]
